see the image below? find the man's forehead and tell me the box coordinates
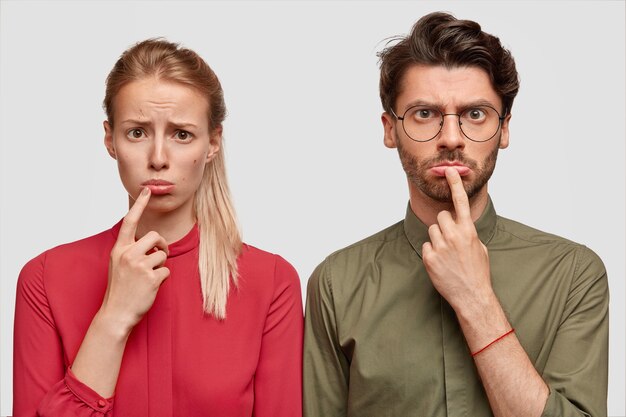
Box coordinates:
[396,64,502,109]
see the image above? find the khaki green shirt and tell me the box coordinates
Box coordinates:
[304,198,608,417]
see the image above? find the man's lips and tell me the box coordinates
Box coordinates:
[429,163,471,176]
[141,180,174,195]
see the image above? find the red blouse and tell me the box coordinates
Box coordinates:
[13,222,303,417]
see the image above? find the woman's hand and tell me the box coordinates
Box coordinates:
[100,187,171,333]
[71,187,170,397]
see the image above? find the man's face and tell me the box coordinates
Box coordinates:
[382,65,510,203]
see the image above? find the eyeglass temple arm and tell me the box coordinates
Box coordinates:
[389,108,404,120]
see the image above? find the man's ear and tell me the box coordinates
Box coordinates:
[206,125,222,163]
[104,120,117,159]
[382,112,398,149]
[499,113,511,149]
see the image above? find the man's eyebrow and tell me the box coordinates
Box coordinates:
[457,99,500,109]
[402,99,434,111]
[402,99,500,112]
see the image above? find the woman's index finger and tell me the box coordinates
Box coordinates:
[118,187,151,244]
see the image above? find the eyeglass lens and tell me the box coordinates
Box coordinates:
[401,106,502,142]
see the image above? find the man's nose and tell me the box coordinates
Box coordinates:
[149,136,169,170]
[436,114,465,151]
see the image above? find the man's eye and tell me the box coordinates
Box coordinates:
[465,108,486,120]
[127,129,145,139]
[175,130,192,141]
[415,108,436,119]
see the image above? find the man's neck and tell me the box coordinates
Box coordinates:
[408,185,490,227]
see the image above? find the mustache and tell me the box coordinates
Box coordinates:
[425,150,478,169]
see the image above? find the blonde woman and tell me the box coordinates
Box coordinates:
[13,39,303,416]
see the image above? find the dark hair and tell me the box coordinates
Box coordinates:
[378,12,519,116]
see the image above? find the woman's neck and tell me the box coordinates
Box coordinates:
[129,196,196,244]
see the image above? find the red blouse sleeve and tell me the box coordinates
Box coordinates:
[13,253,114,417]
[253,255,303,417]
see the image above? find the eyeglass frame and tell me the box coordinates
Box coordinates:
[390,104,507,143]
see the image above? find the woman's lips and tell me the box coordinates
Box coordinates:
[429,164,471,176]
[142,180,174,195]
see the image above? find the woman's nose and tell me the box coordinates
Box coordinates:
[149,137,169,170]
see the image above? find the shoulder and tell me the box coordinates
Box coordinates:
[495,215,579,247]
[238,243,300,290]
[494,215,607,284]
[18,227,116,287]
[327,220,405,264]
[308,220,405,292]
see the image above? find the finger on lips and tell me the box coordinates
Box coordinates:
[118,187,152,244]
[444,167,471,221]
[117,188,170,257]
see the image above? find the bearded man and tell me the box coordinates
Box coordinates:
[303,12,608,417]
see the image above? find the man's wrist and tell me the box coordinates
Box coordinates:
[454,292,511,353]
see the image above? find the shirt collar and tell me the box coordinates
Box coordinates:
[111,220,199,258]
[404,196,498,258]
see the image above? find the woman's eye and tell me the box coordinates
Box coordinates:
[127,129,145,139]
[175,130,192,141]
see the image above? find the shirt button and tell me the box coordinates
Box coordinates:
[97,399,107,408]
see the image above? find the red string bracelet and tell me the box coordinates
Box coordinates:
[471,328,515,357]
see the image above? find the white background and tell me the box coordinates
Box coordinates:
[1,1,624,415]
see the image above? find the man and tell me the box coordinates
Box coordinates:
[303,12,608,417]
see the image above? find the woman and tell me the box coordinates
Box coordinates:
[13,39,303,416]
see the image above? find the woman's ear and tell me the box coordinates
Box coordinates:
[104,121,117,159]
[206,126,222,163]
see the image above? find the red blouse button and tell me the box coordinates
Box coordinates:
[97,399,107,408]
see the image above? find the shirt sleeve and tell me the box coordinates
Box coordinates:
[540,246,609,417]
[13,252,114,417]
[253,255,303,417]
[303,259,350,417]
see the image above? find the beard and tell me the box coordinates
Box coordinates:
[396,135,500,203]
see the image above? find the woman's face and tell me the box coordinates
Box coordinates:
[104,78,219,216]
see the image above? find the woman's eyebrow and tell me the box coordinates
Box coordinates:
[117,120,200,130]
[119,118,152,126]
[169,121,199,130]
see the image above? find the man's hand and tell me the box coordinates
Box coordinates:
[421,167,493,311]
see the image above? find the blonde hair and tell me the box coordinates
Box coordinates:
[103,38,242,319]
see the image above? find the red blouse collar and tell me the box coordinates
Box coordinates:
[110,220,199,258]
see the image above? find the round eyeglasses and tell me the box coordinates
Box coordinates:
[390,105,506,142]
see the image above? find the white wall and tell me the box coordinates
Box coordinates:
[1,1,624,415]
